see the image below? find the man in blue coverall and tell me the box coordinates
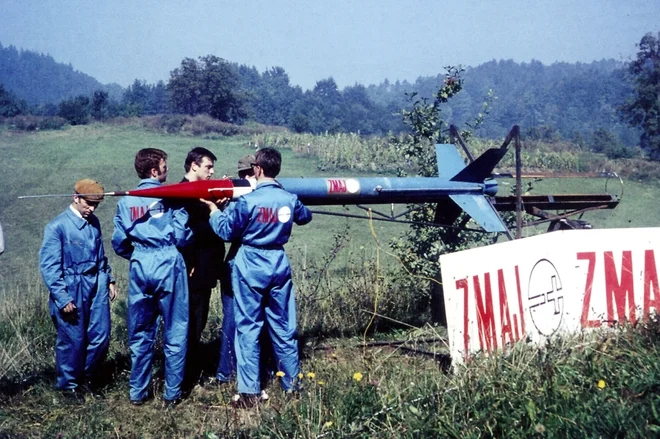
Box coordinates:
[202,147,312,407]
[112,148,192,406]
[40,179,117,398]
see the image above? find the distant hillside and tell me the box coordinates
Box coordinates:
[0,43,123,106]
[365,59,636,145]
[0,42,638,147]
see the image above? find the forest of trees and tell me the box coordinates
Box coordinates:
[1,36,656,159]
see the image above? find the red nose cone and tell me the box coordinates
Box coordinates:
[126,179,235,200]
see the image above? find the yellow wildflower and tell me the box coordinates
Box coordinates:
[276,371,285,378]
[317,381,326,386]
[598,379,606,389]
[307,372,316,379]
[297,373,303,379]
[353,372,363,382]
[323,421,333,429]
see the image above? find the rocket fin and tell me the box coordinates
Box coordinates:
[435,144,468,179]
[450,148,508,183]
[449,194,508,232]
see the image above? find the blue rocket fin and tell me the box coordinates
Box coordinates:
[435,144,468,179]
[449,194,507,232]
[433,144,509,233]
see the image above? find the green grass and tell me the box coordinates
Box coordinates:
[1,123,660,438]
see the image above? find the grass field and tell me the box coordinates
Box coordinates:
[1,122,659,438]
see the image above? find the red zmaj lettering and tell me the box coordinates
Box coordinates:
[514,265,526,338]
[257,207,278,224]
[604,250,636,324]
[578,252,601,328]
[459,267,524,358]
[644,249,660,321]
[473,273,497,353]
[130,205,147,222]
[328,179,347,194]
[456,278,470,359]
[497,269,515,346]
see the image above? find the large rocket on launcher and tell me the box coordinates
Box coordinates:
[119,144,509,233]
[19,144,509,233]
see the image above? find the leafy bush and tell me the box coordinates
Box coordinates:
[4,115,68,131]
[160,114,187,134]
[140,114,283,137]
[38,116,67,131]
[184,114,241,136]
[57,95,90,125]
[10,115,39,131]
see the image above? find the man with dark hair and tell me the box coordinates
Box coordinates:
[179,146,225,388]
[112,148,192,406]
[40,179,117,399]
[203,147,312,407]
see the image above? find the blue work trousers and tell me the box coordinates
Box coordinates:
[127,247,189,402]
[50,275,110,390]
[233,249,299,394]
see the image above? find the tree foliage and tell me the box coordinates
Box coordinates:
[57,95,90,125]
[619,32,660,157]
[168,55,247,122]
[390,67,495,323]
[0,83,24,117]
[0,42,646,145]
[91,90,109,120]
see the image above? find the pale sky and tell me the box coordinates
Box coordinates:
[1,0,658,91]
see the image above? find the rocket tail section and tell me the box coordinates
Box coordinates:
[448,194,508,233]
[434,144,509,232]
[450,147,508,183]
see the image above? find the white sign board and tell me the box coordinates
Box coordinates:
[440,228,660,363]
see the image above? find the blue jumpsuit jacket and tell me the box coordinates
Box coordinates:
[39,206,114,390]
[112,178,192,402]
[210,181,312,394]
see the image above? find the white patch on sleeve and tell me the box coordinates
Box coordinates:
[278,206,292,223]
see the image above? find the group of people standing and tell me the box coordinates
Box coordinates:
[39,146,312,408]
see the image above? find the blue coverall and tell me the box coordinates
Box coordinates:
[216,234,276,384]
[209,181,312,394]
[112,179,192,403]
[40,206,114,391]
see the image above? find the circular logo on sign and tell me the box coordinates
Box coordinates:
[346,178,360,194]
[278,206,292,223]
[149,201,165,219]
[527,259,564,336]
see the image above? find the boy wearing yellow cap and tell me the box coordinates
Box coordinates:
[39,179,117,399]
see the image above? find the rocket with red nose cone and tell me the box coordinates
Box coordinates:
[19,144,509,233]
[107,144,509,233]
